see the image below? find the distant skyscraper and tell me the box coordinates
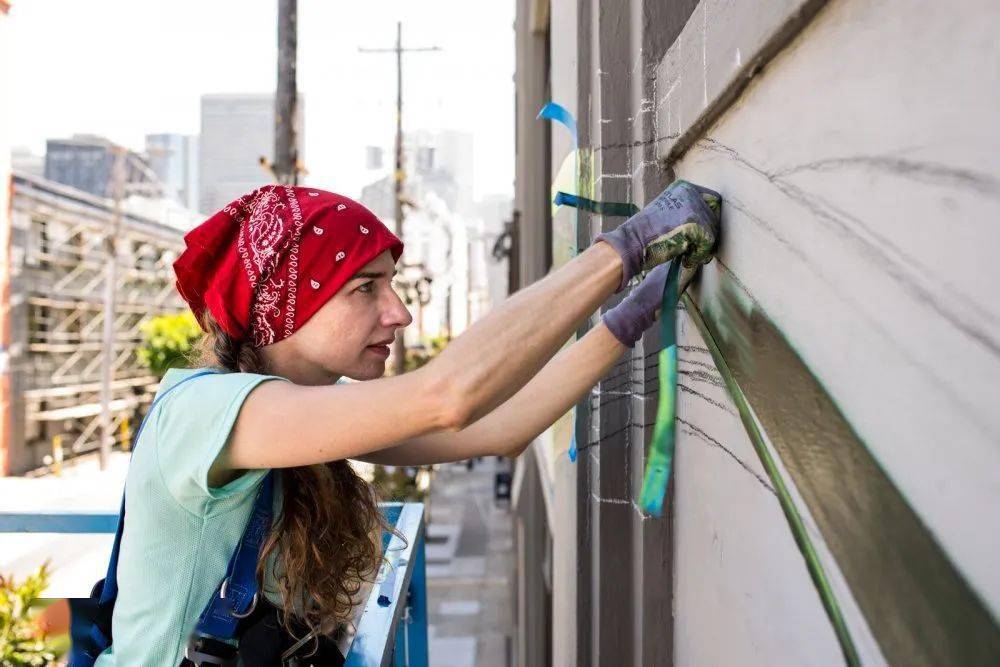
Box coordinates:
[11,147,44,178]
[359,129,475,223]
[146,134,199,212]
[198,93,304,215]
[44,135,155,199]
[366,146,384,170]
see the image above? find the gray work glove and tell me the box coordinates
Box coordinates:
[603,261,674,348]
[596,179,721,292]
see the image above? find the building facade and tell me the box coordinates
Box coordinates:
[360,129,475,223]
[1,173,187,476]
[512,1,1000,665]
[359,129,500,343]
[43,135,159,200]
[146,133,199,213]
[198,93,304,215]
[11,147,43,178]
[0,0,13,477]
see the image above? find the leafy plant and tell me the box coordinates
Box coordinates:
[137,311,203,377]
[404,334,450,373]
[372,465,427,502]
[0,563,59,666]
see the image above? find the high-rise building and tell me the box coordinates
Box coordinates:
[198,93,304,215]
[359,129,475,224]
[44,135,156,199]
[145,133,198,212]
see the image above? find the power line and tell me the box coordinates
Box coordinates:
[359,22,441,375]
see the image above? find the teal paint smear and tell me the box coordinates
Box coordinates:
[549,186,638,464]
[637,259,681,516]
[554,191,639,218]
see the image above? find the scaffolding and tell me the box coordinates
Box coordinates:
[4,172,187,475]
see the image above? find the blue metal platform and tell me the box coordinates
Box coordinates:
[0,502,429,666]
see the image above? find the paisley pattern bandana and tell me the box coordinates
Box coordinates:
[173,185,403,347]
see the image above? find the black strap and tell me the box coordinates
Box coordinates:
[181,595,344,667]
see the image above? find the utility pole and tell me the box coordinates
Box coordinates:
[359,23,440,374]
[274,0,299,184]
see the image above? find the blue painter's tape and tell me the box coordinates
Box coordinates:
[541,100,582,465]
[538,102,578,145]
[554,191,574,208]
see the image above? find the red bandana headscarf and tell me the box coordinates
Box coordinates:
[173,185,403,348]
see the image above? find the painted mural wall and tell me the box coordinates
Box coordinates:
[666,0,1000,664]
[516,0,1000,664]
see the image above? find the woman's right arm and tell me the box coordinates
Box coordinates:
[221,241,624,470]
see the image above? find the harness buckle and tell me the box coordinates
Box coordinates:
[184,632,239,667]
[220,577,260,619]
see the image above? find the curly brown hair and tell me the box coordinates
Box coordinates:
[190,311,390,642]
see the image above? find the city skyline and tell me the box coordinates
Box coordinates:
[198,92,303,214]
[8,0,515,202]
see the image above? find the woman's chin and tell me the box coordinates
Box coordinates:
[351,360,387,381]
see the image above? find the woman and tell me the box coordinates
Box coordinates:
[95,181,719,665]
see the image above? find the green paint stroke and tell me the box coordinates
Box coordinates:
[689,268,1000,665]
[683,292,861,667]
[637,259,680,516]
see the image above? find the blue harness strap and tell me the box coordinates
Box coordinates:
[70,369,275,666]
[191,471,274,638]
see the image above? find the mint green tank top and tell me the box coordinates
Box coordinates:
[95,367,290,666]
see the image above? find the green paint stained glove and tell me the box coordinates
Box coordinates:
[596,179,722,292]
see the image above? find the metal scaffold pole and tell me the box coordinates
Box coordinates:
[98,147,126,470]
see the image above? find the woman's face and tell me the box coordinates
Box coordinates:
[262,250,413,384]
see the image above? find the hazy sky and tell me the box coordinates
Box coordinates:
[9,0,515,201]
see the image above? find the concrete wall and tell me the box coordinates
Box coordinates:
[511,1,553,665]
[514,0,1000,664]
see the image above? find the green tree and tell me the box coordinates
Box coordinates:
[0,563,58,666]
[137,311,203,377]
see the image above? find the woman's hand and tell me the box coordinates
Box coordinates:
[602,261,674,348]
[596,180,721,291]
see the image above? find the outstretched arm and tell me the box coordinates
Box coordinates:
[221,180,718,473]
[222,242,623,470]
[354,321,626,465]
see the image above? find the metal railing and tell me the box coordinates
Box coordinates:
[0,502,429,666]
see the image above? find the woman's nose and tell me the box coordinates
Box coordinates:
[383,289,413,328]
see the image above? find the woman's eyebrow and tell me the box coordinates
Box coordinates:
[350,269,398,280]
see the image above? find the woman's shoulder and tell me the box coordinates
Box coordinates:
[153,367,291,420]
[160,366,288,391]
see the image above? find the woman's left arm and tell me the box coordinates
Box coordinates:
[354,322,626,465]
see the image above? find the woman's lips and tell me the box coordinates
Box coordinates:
[366,344,391,357]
